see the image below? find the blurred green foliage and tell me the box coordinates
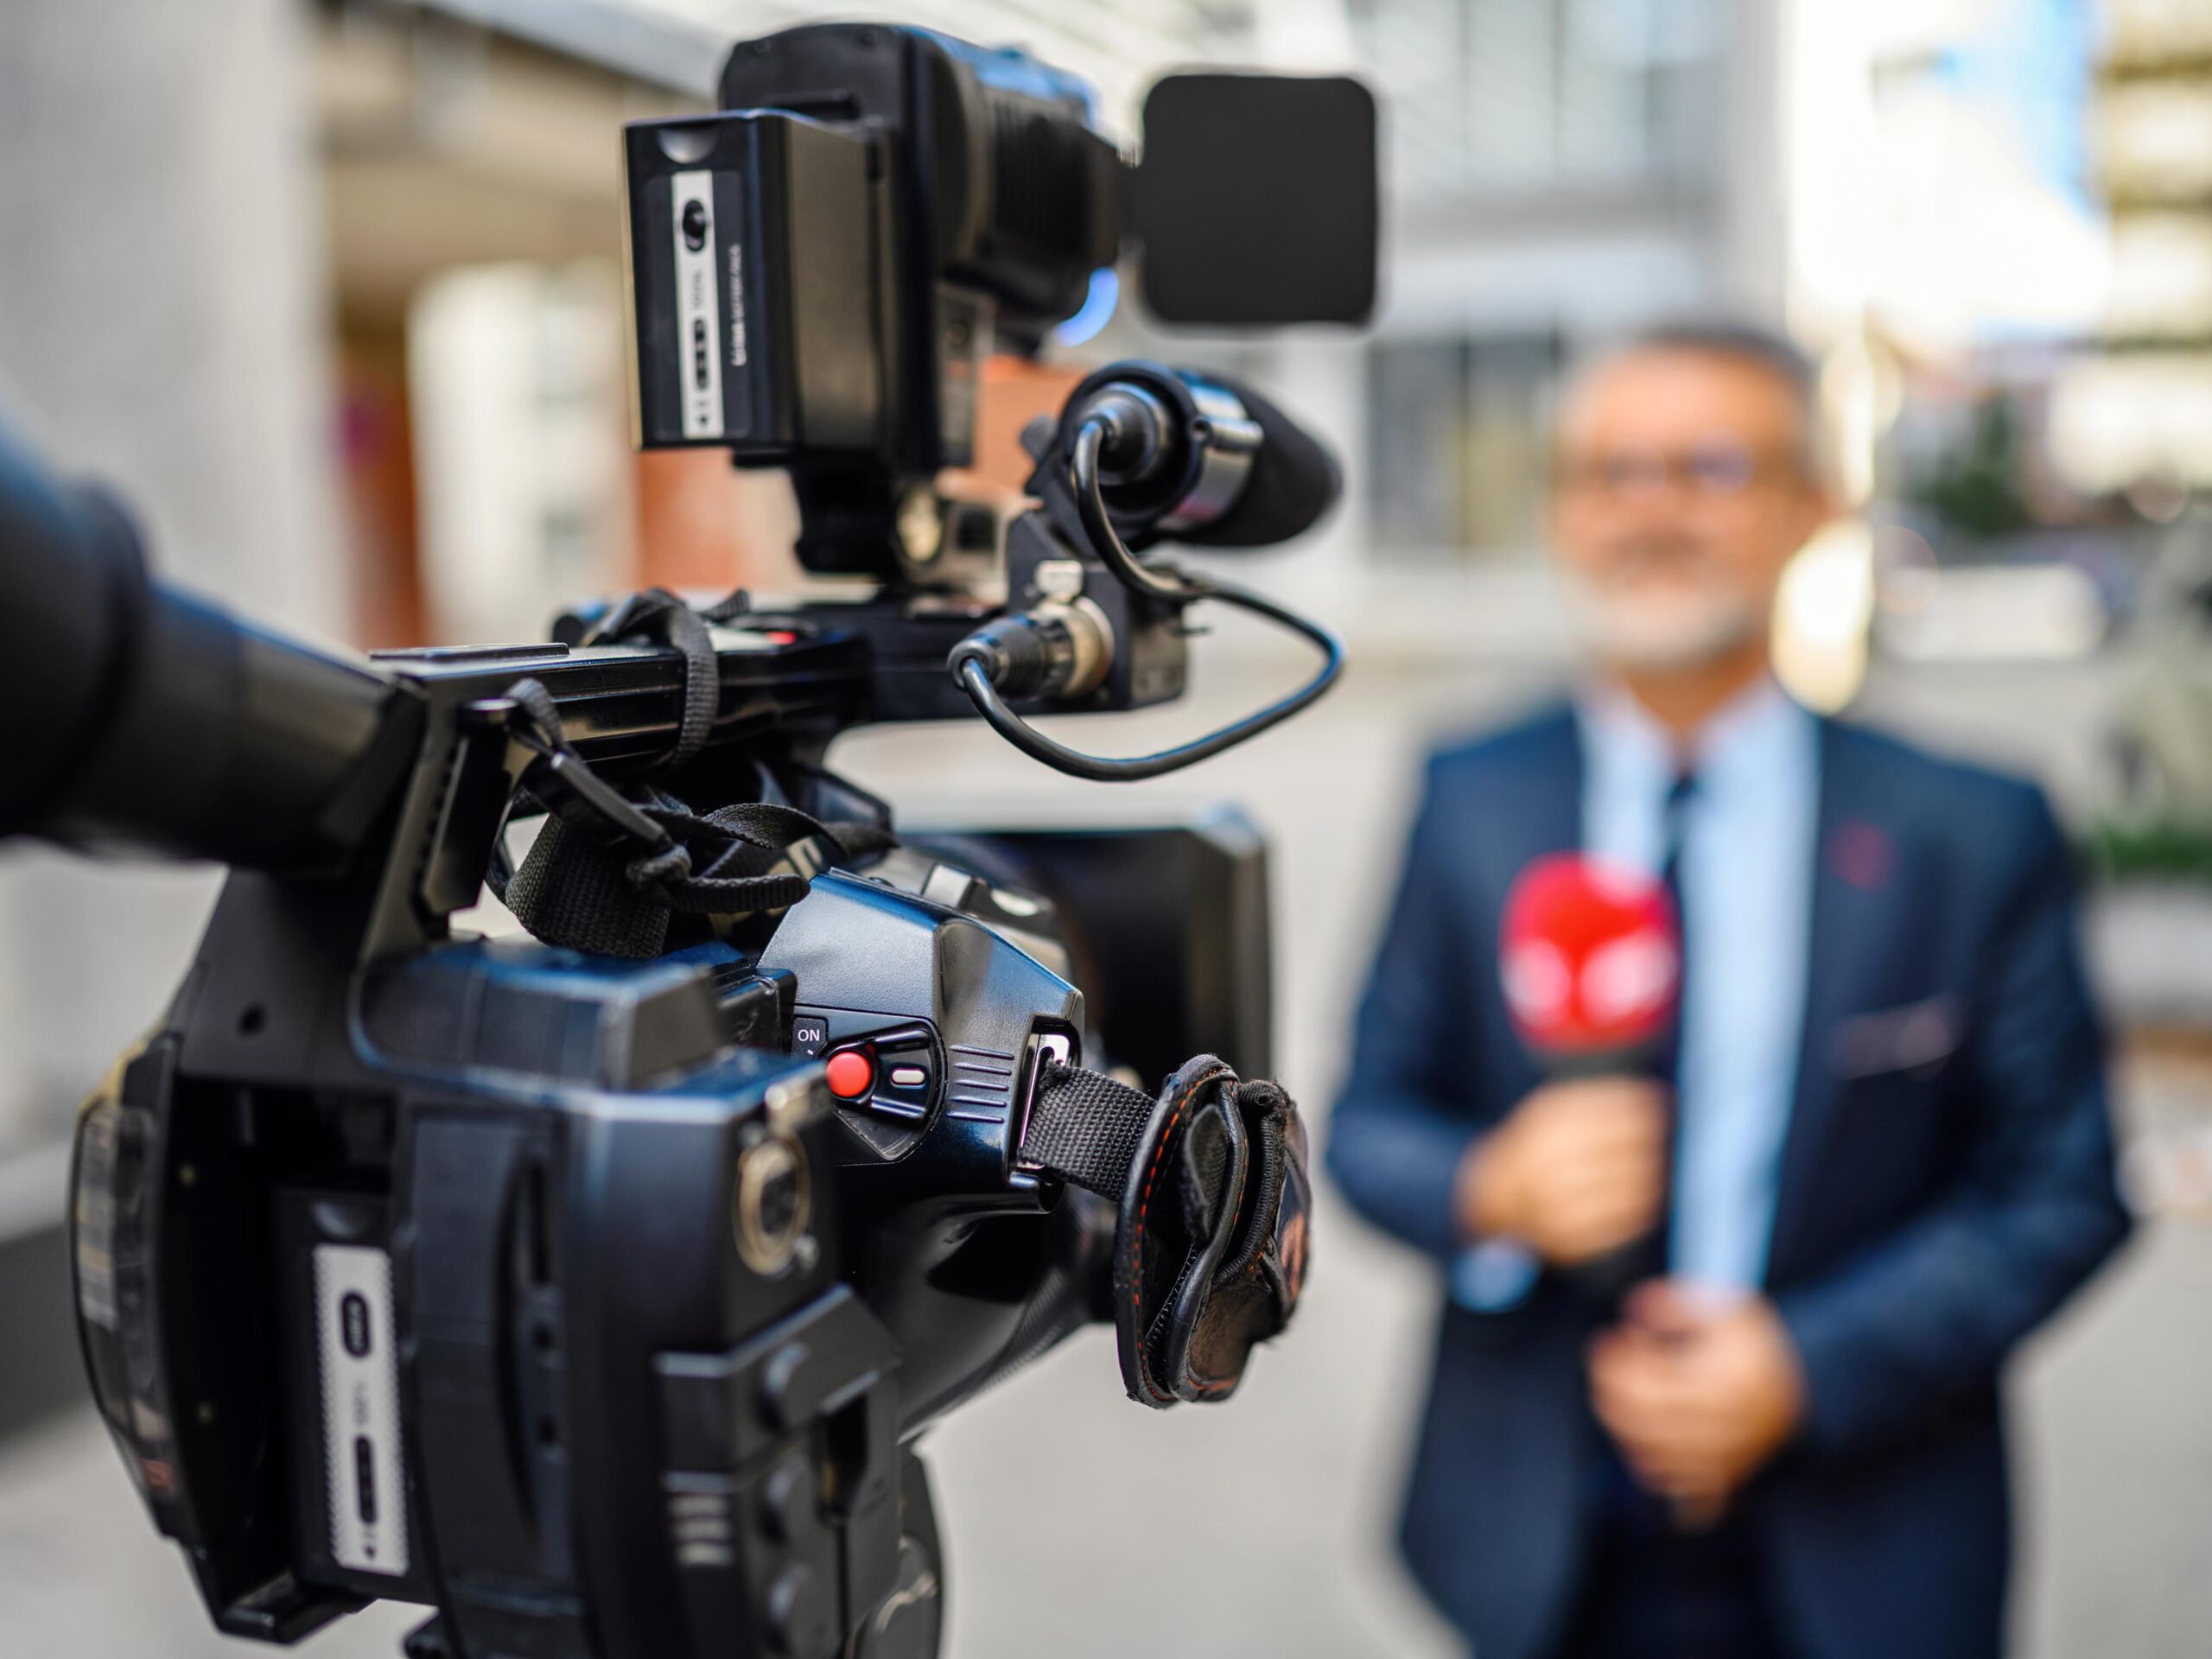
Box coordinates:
[2085,818,2212,886]
[1907,396,2034,543]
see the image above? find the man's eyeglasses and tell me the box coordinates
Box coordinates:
[1553,441,1803,500]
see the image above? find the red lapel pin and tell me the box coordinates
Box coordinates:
[1828,818,1895,893]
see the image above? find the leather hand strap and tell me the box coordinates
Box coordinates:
[1022,1053,1311,1407]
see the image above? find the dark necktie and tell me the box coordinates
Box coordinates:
[1651,769,1698,1092]
[1630,769,1697,1287]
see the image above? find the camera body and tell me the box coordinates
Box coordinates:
[2,20,1374,1659]
[79,942,880,1656]
[75,846,1137,1657]
[64,600,1274,1656]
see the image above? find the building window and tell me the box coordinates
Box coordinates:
[1368,332,1564,560]
[1351,0,1723,201]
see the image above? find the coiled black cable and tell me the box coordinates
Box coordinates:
[952,416,1344,783]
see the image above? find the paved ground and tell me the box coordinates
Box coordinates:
[3,652,2207,1656]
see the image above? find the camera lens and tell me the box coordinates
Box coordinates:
[681,199,709,251]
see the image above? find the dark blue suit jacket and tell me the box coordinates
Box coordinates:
[1327,704,2132,1659]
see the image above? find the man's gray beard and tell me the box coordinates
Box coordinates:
[1560,571,1764,672]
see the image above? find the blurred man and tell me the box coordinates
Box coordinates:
[1328,322,2131,1659]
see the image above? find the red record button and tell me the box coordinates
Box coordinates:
[824,1050,874,1101]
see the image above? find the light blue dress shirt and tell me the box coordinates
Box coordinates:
[1452,679,1820,1310]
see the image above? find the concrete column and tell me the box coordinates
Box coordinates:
[0,0,339,1160]
[1716,0,1790,322]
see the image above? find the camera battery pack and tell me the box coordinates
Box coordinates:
[623,112,881,456]
[276,1188,435,1606]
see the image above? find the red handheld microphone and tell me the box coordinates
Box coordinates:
[1500,853,1680,1072]
[1498,853,1681,1306]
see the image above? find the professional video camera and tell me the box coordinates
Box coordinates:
[8,22,1376,1659]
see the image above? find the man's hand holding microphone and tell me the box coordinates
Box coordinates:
[1455,1075,1667,1267]
[1460,855,1803,1521]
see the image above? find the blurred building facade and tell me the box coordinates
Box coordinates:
[1358,0,1784,558]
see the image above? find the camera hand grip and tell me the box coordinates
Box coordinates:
[1021,1054,1311,1407]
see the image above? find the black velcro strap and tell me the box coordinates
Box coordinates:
[504,813,674,957]
[488,630,899,957]
[1020,1060,1157,1200]
[585,588,718,767]
[503,796,889,957]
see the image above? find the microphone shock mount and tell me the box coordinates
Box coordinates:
[948,361,1345,784]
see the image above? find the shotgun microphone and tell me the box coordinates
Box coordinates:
[1055,361,1340,550]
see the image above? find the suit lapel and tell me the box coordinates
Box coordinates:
[1473,707,1582,1107]
[1505,707,1583,876]
[1765,721,1893,1287]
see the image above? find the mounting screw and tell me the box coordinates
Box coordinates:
[760,1343,811,1430]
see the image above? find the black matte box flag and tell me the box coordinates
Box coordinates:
[1134,73,1379,328]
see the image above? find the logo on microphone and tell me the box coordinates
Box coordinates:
[1500,853,1681,1058]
